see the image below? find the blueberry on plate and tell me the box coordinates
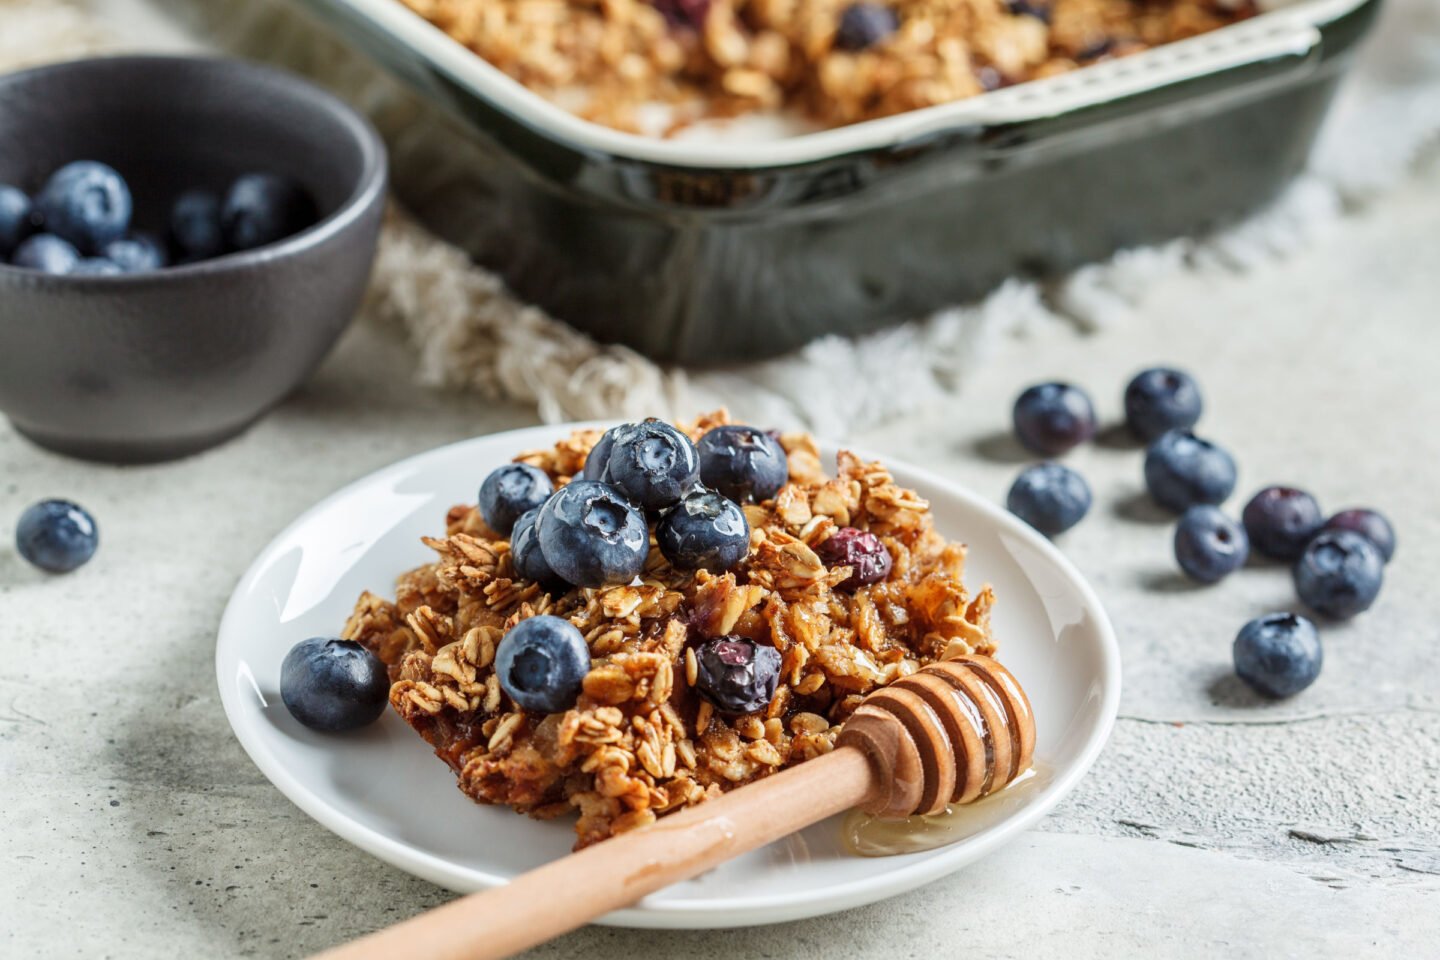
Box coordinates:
[221,173,318,252]
[0,183,36,257]
[1241,485,1324,561]
[494,615,590,714]
[817,527,893,591]
[693,636,782,715]
[103,233,168,273]
[657,489,749,572]
[11,234,80,274]
[1322,508,1395,563]
[607,420,701,511]
[169,189,226,261]
[697,425,789,504]
[15,498,98,573]
[1007,462,1091,536]
[71,257,124,276]
[582,426,623,482]
[1012,382,1097,456]
[280,637,389,732]
[1124,367,1203,442]
[1143,430,1236,512]
[1173,505,1248,584]
[1293,529,1383,620]
[1233,613,1322,698]
[535,480,649,587]
[479,462,554,536]
[34,161,132,252]
[510,505,563,587]
[834,2,899,51]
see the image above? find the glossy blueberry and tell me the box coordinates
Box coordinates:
[0,184,35,257]
[697,425,789,504]
[71,257,124,276]
[535,480,649,587]
[510,506,562,587]
[34,161,132,252]
[494,615,590,714]
[1012,382,1097,456]
[221,173,318,251]
[11,234,80,274]
[1233,613,1322,699]
[1242,486,1324,561]
[280,637,389,731]
[1124,367,1203,442]
[1143,430,1236,512]
[479,462,554,536]
[103,233,168,273]
[607,420,701,511]
[1322,508,1395,563]
[582,426,622,482]
[834,3,899,51]
[15,499,98,573]
[1007,462,1091,536]
[1293,530,1383,620]
[693,636,782,715]
[657,489,749,572]
[817,527,893,591]
[1173,505,1248,584]
[169,189,225,261]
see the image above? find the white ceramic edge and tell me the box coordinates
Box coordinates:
[324,0,1359,168]
[216,423,1122,929]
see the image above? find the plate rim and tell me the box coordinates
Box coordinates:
[216,422,1121,929]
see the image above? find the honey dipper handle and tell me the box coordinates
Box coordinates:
[312,745,879,960]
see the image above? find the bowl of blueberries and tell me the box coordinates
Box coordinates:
[0,55,386,463]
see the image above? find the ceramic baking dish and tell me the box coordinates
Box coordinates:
[283,0,1380,363]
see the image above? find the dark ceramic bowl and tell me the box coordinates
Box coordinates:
[0,55,386,463]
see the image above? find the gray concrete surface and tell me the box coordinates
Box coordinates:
[3,153,1438,960]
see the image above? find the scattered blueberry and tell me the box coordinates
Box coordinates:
[1012,382,1097,456]
[170,189,226,261]
[652,0,711,29]
[582,426,622,483]
[1124,367,1203,442]
[834,3,899,51]
[1007,462,1092,536]
[1322,508,1395,563]
[103,233,168,273]
[693,636,782,715]
[817,527,893,591]
[0,183,35,257]
[15,498,98,573]
[1005,0,1051,22]
[1143,430,1236,512]
[697,425,789,504]
[1293,529,1383,620]
[494,615,590,714]
[1173,505,1248,584]
[11,233,80,274]
[34,161,132,252]
[71,257,124,276]
[535,480,649,587]
[510,506,562,587]
[606,420,701,512]
[479,462,554,536]
[1233,613,1322,698]
[657,489,749,572]
[1241,486,1324,561]
[280,637,389,732]
[221,173,318,252]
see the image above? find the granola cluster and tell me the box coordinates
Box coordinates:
[343,412,996,848]
[397,0,1257,133]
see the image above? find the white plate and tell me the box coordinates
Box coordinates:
[216,424,1120,928]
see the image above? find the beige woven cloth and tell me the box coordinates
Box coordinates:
[9,0,1440,435]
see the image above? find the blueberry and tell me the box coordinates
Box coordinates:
[652,0,711,29]
[535,480,649,587]
[1124,367,1203,442]
[1233,613,1322,699]
[479,463,554,536]
[71,257,124,276]
[1012,382,1097,456]
[606,420,701,511]
[493,615,590,714]
[1293,529,1383,620]
[1173,505,1248,584]
[834,3,899,51]
[1241,486,1324,561]
[657,489,749,572]
[582,426,622,483]
[221,173,318,251]
[1007,462,1091,536]
[693,636,782,715]
[34,161,132,253]
[510,505,564,589]
[170,189,225,261]
[1005,0,1051,22]
[280,637,389,732]
[0,184,35,257]
[15,499,98,573]
[11,234,80,274]
[697,425,789,504]
[817,527,893,591]
[1322,509,1395,563]
[1143,430,1236,512]
[103,233,168,273]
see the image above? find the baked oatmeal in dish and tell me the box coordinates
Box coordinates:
[396,0,1259,133]
[343,411,998,849]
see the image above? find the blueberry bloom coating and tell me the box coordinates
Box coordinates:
[1322,508,1395,564]
[1124,367,1203,442]
[1293,530,1383,621]
[494,615,590,714]
[11,234,80,274]
[536,480,649,587]
[221,173,318,251]
[1233,613,1322,698]
[479,462,554,536]
[606,420,701,511]
[1173,505,1248,584]
[834,3,899,51]
[35,161,132,252]
[1143,430,1237,512]
[0,183,36,257]
[1242,486,1324,561]
[697,426,789,504]
[280,637,389,732]
[657,489,749,572]
[15,499,99,573]
[510,506,562,587]
[1012,382,1097,456]
[582,426,623,482]
[693,637,782,715]
[817,527,893,591]
[103,233,168,273]
[169,189,225,261]
[1007,462,1091,536]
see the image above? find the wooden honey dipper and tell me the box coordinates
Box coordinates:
[316,654,1035,960]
